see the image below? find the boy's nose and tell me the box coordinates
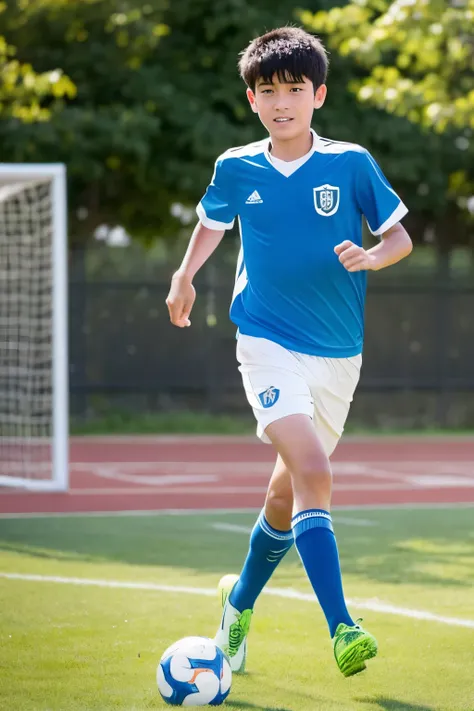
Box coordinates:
[274,95,289,111]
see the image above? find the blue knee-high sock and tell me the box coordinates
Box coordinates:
[292,509,354,637]
[229,510,294,612]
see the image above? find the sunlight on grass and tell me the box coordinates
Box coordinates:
[397,539,474,556]
[1,508,474,710]
[409,561,474,585]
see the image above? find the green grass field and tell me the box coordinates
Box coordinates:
[1,507,473,711]
[69,409,474,436]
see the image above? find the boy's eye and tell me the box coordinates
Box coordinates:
[258,85,304,95]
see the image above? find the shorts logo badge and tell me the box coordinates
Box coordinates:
[258,386,280,408]
[313,184,340,216]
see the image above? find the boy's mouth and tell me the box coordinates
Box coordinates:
[274,117,293,123]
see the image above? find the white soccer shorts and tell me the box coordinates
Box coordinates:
[237,334,362,456]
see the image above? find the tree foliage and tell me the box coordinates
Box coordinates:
[0,0,75,120]
[302,0,474,133]
[0,0,472,247]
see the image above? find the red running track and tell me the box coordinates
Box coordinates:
[1,436,474,515]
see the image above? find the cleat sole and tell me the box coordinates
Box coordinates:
[337,635,378,678]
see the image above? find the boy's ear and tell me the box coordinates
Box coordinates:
[247,87,259,114]
[314,84,327,109]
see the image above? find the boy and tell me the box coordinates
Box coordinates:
[166,26,412,678]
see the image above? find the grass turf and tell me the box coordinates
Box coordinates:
[0,507,473,710]
[69,409,474,436]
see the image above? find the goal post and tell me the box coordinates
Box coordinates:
[0,164,69,491]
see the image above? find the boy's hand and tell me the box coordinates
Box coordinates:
[334,241,376,272]
[166,271,196,327]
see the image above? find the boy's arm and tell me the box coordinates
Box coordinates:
[166,221,225,327]
[335,222,412,273]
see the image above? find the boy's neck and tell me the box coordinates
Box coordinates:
[268,130,313,162]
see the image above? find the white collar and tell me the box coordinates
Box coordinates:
[265,129,320,177]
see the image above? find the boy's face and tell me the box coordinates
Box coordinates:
[247,75,326,141]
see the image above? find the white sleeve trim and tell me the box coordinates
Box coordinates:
[369,201,409,237]
[196,202,235,231]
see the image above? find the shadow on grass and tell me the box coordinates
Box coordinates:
[357,697,435,711]
[225,702,293,711]
[0,508,473,589]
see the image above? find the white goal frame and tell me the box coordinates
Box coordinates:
[0,164,69,491]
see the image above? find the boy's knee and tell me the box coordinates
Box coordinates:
[292,455,331,487]
[264,487,293,530]
[265,487,292,516]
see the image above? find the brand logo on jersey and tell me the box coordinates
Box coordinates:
[313,185,340,216]
[258,386,280,408]
[245,190,263,204]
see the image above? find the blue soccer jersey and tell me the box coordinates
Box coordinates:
[197,130,408,357]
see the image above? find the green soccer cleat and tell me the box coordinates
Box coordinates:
[214,574,252,674]
[333,619,378,677]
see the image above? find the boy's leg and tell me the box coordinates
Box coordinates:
[214,334,312,672]
[214,455,294,673]
[265,413,377,677]
[219,335,375,676]
[228,454,294,613]
[263,454,294,531]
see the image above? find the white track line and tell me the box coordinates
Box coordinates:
[211,523,252,534]
[70,435,474,443]
[64,481,474,495]
[332,516,378,527]
[70,460,474,477]
[70,435,260,444]
[1,572,473,630]
[1,502,474,519]
[65,486,269,496]
[0,483,461,498]
[1,481,473,498]
[211,517,377,535]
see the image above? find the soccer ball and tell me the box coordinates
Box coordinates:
[157,636,232,706]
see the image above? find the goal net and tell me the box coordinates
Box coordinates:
[0,165,68,491]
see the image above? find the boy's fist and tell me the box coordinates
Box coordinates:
[334,241,375,272]
[166,272,196,327]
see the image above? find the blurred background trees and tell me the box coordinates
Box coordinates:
[0,1,76,121]
[1,0,473,253]
[3,0,473,427]
[303,0,474,133]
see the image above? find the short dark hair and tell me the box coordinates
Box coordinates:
[239,27,328,93]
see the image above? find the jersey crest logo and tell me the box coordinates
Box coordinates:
[313,185,340,216]
[258,386,280,408]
